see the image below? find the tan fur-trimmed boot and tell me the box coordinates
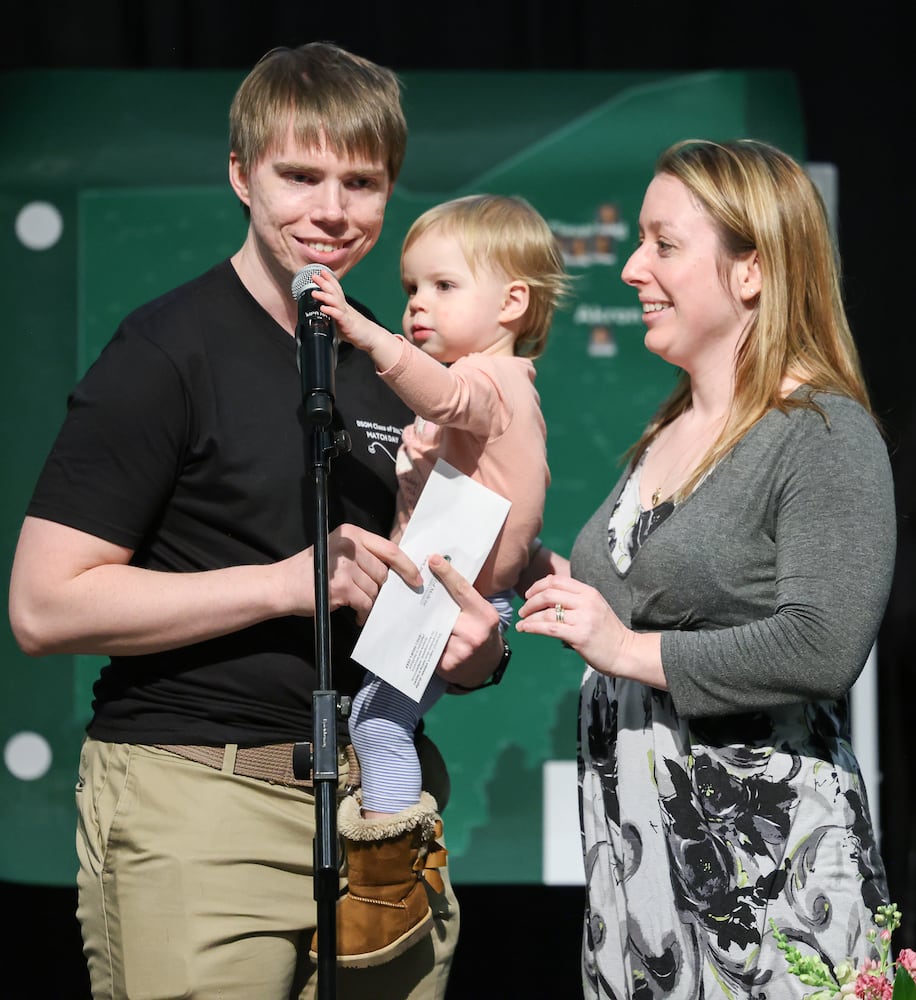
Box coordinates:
[309,790,448,968]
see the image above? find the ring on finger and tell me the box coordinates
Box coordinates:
[554,602,565,624]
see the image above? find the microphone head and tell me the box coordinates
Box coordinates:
[291,263,333,301]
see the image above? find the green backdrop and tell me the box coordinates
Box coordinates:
[0,68,805,885]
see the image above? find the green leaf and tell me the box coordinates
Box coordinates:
[894,967,916,1000]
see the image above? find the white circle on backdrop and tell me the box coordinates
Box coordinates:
[15,201,64,250]
[4,731,53,781]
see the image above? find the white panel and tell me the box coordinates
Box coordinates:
[543,760,585,885]
[851,643,882,840]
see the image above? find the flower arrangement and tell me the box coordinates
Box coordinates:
[771,904,916,999]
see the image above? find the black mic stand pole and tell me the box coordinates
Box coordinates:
[293,361,350,1000]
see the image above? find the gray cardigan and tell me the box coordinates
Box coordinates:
[570,392,896,719]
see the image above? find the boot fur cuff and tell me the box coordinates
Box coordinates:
[339,790,440,841]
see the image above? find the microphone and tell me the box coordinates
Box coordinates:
[291,263,338,427]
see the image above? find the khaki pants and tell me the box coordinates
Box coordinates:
[75,738,459,999]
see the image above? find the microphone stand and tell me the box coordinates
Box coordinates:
[292,311,350,1000]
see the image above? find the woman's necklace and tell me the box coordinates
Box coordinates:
[649,406,728,508]
[648,420,713,507]
[648,434,685,507]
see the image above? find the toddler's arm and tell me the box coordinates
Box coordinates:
[311,269,401,371]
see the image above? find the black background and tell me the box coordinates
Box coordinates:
[3,2,912,997]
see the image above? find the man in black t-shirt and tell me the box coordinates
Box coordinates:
[9,43,505,1000]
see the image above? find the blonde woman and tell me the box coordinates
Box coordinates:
[518,139,895,999]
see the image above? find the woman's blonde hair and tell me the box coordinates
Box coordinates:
[631,138,875,494]
[402,194,571,358]
[229,42,407,182]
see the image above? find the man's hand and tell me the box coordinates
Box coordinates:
[7,516,423,659]
[427,553,504,692]
[321,523,422,625]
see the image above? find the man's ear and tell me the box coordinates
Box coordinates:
[228,152,251,206]
[738,250,761,303]
[500,280,530,323]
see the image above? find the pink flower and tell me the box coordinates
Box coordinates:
[853,969,892,1000]
[774,903,911,999]
[897,948,916,976]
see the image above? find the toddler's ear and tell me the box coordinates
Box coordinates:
[500,280,530,322]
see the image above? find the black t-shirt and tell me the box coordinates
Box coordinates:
[28,259,412,744]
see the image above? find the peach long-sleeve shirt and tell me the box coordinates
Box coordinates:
[379,335,548,596]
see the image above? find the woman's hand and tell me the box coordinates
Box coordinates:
[516,574,667,689]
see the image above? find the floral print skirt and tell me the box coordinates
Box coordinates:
[578,668,888,999]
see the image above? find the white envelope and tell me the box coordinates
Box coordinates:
[350,458,511,701]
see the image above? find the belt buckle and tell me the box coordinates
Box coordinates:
[291,741,313,783]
